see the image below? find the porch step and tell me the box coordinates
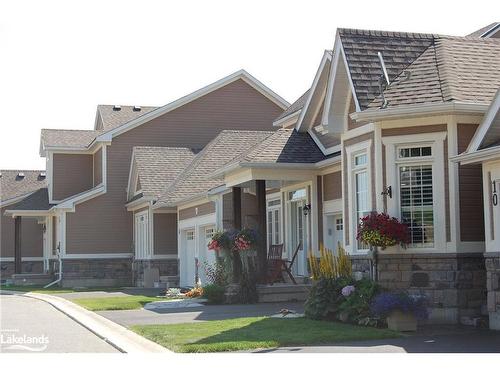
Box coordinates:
[257,284,311,303]
[10,273,54,286]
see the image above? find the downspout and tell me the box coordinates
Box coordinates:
[44,246,62,288]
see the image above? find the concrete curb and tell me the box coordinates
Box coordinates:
[0,290,172,354]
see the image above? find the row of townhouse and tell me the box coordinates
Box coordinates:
[1,22,500,328]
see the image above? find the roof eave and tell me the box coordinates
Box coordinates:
[351,102,489,122]
[451,146,500,165]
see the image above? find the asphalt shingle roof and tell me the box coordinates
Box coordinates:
[274,90,310,122]
[235,128,329,164]
[0,170,47,203]
[7,188,53,211]
[97,105,158,131]
[338,28,435,110]
[41,129,99,148]
[154,130,274,207]
[368,36,500,108]
[133,146,195,199]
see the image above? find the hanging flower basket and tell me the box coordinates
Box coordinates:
[357,212,410,249]
[232,228,258,273]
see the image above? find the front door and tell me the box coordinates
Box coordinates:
[325,214,343,253]
[184,229,196,287]
[134,211,149,259]
[288,188,309,276]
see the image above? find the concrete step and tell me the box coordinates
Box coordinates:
[257,284,311,303]
[10,273,54,286]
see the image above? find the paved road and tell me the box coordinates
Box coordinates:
[251,329,500,353]
[98,302,305,326]
[0,294,119,353]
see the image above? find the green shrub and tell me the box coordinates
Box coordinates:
[305,276,381,326]
[338,278,380,326]
[304,277,352,320]
[202,284,226,304]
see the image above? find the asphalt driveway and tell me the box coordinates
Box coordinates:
[0,294,118,353]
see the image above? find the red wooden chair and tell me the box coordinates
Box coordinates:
[266,244,285,285]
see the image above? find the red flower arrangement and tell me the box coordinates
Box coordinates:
[233,228,257,251]
[208,231,230,252]
[357,212,410,249]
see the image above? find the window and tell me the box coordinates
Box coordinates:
[336,218,343,231]
[399,165,434,247]
[186,230,195,241]
[205,227,215,239]
[398,146,432,158]
[353,152,369,250]
[267,199,281,246]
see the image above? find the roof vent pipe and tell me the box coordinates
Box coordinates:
[377,52,390,109]
[113,105,122,111]
[133,106,141,112]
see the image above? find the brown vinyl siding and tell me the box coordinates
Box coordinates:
[52,216,57,254]
[93,148,102,186]
[178,202,216,221]
[65,79,282,254]
[0,206,43,258]
[381,124,447,137]
[342,132,375,245]
[323,171,342,201]
[154,213,177,255]
[53,153,93,200]
[457,123,484,242]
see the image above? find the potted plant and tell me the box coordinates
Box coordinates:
[357,212,410,281]
[232,228,257,269]
[371,291,428,331]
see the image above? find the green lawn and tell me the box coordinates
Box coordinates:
[131,317,401,353]
[72,296,175,311]
[0,285,124,294]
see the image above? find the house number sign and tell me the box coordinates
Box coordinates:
[493,181,498,207]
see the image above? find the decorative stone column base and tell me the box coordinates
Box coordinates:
[132,259,179,287]
[61,258,133,287]
[351,252,487,325]
[485,252,500,330]
[0,261,44,280]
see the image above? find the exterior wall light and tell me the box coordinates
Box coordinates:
[303,204,311,216]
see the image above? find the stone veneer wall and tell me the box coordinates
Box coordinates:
[133,259,179,287]
[61,259,133,287]
[485,253,500,330]
[0,261,44,279]
[351,253,486,324]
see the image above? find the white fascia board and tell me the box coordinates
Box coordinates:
[207,185,229,196]
[52,184,105,211]
[4,210,52,217]
[451,146,500,165]
[321,35,360,126]
[273,110,301,128]
[466,89,500,153]
[296,51,332,132]
[351,102,489,122]
[480,23,500,38]
[95,70,289,142]
[0,192,37,208]
[126,149,138,199]
[125,197,153,211]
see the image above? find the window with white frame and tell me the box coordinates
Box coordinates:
[397,145,434,248]
[267,198,281,246]
[336,218,343,231]
[205,227,215,240]
[353,152,370,249]
[186,230,195,241]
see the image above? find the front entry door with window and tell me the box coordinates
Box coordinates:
[134,211,149,259]
[184,230,196,287]
[325,214,343,252]
[287,188,309,276]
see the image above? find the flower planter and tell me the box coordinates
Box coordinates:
[386,310,417,331]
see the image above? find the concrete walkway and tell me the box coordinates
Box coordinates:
[0,291,171,353]
[98,302,305,326]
